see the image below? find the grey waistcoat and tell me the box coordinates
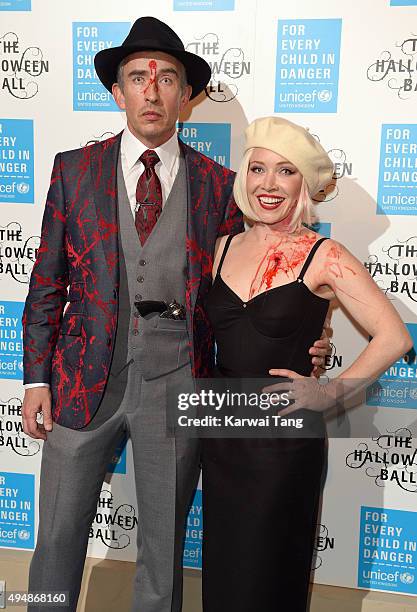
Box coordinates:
[109,152,190,381]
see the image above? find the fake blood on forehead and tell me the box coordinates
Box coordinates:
[143,59,158,94]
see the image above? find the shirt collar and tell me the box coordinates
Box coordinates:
[121,126,180,175]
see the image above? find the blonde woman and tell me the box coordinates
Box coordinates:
[202,117,412,612]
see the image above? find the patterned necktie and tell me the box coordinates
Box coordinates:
[135,149,163,245]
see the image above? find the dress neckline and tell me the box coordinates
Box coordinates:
[217,273,329,305]
[215,234,330,306]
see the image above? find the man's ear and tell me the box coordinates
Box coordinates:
[112,83,126,111]
[179,84,192,111]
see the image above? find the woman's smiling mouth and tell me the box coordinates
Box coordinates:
[257,195,286,209]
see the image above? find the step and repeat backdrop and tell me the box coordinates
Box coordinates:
[0,0,417,599]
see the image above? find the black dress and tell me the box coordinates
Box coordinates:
[202,234,330,612]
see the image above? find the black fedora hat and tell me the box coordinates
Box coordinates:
[94,16,211,100]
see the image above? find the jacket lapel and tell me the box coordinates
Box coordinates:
[180,140,211,316]
[90,133,121,284]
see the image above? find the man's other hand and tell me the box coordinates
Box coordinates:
[22,387,53,440]
[309,336,330,377]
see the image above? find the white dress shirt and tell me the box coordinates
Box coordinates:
[121,126,180,215]
[25,127,181,389]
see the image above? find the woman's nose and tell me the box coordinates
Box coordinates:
[262,171,278,191]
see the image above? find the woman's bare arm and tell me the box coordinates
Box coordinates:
[317,240,412,380]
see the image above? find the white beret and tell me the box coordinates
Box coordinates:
[245,116,334,196]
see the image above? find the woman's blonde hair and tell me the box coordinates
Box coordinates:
[233,147,315,233]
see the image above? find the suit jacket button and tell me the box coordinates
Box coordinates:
[132,329,139,336]
[139,259,146,266]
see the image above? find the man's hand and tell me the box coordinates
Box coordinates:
[22,387,53,440]
[309,315,332,377]
[309,336,330,377]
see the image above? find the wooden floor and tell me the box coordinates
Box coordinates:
[0,551,415,611]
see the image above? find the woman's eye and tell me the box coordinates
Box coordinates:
[250,166,263,173]
[280,168,294,175]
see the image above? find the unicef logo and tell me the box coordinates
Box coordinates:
[400,572,415,585]
[410,388,417,400]
[317,90,332,103]
[18,361,24,372]
[16,182,30,194]
[18,529,31,541]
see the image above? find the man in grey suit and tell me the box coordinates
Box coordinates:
[22,16,328,612]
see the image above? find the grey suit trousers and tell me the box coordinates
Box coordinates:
[27,361,200,612]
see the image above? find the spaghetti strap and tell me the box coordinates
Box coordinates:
[298,237,328,281]
[216,235,234,276]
